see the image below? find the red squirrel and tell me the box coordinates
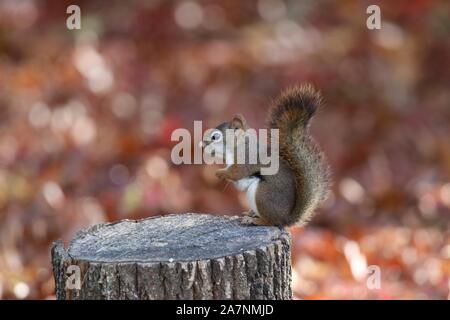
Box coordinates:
[201,84,330,227]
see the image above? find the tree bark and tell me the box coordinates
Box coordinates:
[51,213,292,300]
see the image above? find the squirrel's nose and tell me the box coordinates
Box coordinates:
[198,141,205,148]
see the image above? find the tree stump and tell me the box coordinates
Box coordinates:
[51,213,292,300]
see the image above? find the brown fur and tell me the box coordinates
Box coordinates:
[267,84,330,226]
[210,84,330,227]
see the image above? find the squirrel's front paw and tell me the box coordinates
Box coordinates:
[215,169,228,180]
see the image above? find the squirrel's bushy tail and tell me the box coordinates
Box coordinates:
[269,84,330,226]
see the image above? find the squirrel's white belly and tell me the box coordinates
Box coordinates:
[234,177,260,214]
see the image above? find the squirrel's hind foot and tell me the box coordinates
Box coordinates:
[242,210,258,217]
[240,212,272,226]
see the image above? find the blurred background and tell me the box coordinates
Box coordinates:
[0,0,449,299]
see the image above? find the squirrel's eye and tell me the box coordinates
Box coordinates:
[211,132,222,141]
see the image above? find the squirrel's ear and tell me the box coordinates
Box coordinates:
[231,114,247,129]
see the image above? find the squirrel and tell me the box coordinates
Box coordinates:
[201,84,330,227]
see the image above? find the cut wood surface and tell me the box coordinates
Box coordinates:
[51,213,292,299]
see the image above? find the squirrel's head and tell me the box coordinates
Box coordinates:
[200,114,248,162]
